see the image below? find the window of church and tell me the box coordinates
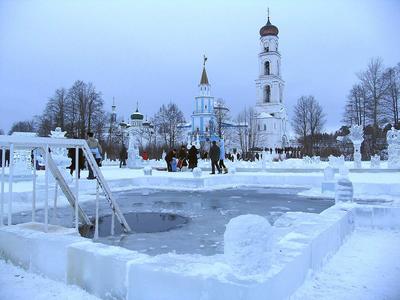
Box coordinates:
[264,85,271,103]
[264,61,270,75]
[264,124,266,131]
[206,127,208,132]
[258,124,260,131]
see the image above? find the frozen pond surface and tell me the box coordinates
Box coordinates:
[12,187,334,255]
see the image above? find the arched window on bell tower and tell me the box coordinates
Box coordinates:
[264,85,271,103]
[264,61,270,75]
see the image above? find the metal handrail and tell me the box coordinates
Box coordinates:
[0,135,131,233]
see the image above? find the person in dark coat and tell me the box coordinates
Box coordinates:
[177,145,188,170]
[68,147,85,179]
[209,141,221,174]
[165,149,176,172]
[119,145,128,168]
[188,145,198,169]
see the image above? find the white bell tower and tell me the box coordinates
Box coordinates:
[255,10,288,148]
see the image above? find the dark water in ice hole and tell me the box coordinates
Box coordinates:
[11,187,334,256]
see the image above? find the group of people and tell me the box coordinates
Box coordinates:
[165,145,199,172]
[164,140,228,174]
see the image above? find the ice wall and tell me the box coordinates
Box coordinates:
[1,204,399,300]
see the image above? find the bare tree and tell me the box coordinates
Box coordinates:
[153,102,185,148]
[292,95,326,155]
[357,58,388,127]
[35,88,68,137]
[66,80,106,139]
[235,106,260,156]
[383,63,400,127]
[36,81,106,140]
[343,84,367,127]
[292,97,309,151]
[214,98,230,138]
[8,120,36,135]
[308,96,326,152]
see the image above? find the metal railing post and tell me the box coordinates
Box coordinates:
[32,150,36,222]
[8,143,14,226]
[75,146,79,232]
[94,180,99,240]
[44,144,49,232]
[111,210,115,236]
[1,147,5,227]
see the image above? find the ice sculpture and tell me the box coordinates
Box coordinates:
[192,167,202,178]
[370,154,381,169]
[50,127,72,183]
[127,128,142,169]
[348,125,364,169]
[321,166,335,193]
[328,155,345,169]
[143,165,152,176]
[386,127,400,169]
[11,132,36,178]
[335,166,353,203]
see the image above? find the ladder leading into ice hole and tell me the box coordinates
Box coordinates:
[0,135,131,234]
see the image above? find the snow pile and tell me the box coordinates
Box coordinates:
[223,214,273,275]
[192,167,202,178]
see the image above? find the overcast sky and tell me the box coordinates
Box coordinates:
[0,0,399,133]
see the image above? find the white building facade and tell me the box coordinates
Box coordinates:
[255,14,288,149]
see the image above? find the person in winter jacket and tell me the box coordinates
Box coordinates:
[188,145,198,169]
[86,132,102,179]
[142,151,149,160]
[177,145,188,170]
[165,149,176,172]
[218,139,228,174]
[68,145,85,178]
[119,145,128,168]
[209,141,221,174]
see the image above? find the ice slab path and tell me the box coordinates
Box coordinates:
[292,228,400,300]
[0,259,100,300]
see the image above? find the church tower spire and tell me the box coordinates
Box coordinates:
[255,11,288,148]
[199,55,210,96]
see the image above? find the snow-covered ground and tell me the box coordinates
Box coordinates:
[0,259,100,300]
[292,228,400,300]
